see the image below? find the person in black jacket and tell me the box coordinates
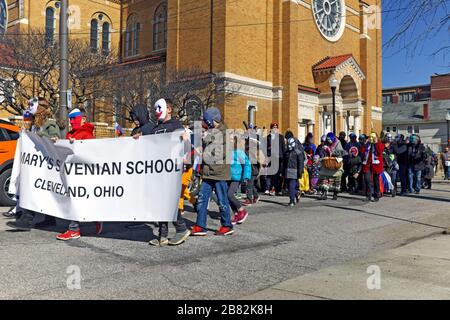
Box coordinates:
[263,122,285,196]
[347,146,362,194]
[283,131,305,206]
[392,134,408,196]
[129,103,154,136]
[133,98,190,246]
[407,134,426,194]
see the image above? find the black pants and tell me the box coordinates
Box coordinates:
[348,175,358,192]
[17,209,35,225]
[228,181,242,212]
[341,171,349,192]
[247,175,258,200]
[398,164,408,193]
[264,173,283,193]
[287,179,299,202]
[364,171,381,199]
[158,211,187,238]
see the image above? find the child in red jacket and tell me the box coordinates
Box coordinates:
[56,108,102,240]
[361,132,384,202]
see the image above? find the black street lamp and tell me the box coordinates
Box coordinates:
[329,76,338,135]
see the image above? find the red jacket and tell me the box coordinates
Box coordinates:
[361,142,384,174]
[66,123,95,140]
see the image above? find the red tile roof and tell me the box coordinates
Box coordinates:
[313,54,353,71]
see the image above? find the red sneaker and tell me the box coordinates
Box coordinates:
[237,210,249,224]
[231,214,239,225]
[253,196,260,204]
[242,199,253,206]
[190,225,207,236]
[215,226,234,236]
[95,222,103,235]
[56,229,80,241]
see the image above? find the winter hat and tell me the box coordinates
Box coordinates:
[270,122,278,129]
[203,107,222,128]
[349,146,359,157]
[326,132,336,143]
[68,108,82,118]
[349,133,357,140]
[69,108,83,130]
[23,109,33,121]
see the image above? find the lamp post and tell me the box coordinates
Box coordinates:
[329,76,338,135]
[446,109,450,147]
[59,0,69,137]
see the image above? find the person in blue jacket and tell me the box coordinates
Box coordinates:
[228,135,252,225]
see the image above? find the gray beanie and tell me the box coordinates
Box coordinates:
[204,107,222,122]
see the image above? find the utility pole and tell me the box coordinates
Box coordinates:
[59,0,69,137]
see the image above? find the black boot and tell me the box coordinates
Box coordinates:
[6,210,34,231]
[332,192,338,200]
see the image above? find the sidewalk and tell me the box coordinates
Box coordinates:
[242,234,450,300]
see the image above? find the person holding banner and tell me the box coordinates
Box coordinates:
[134,98,191,247]
[6,98,61,229]
[3,108,35,219]
[56,108,103,240]
[130,103,154,136]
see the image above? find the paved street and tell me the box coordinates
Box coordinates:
[0,182,449,300]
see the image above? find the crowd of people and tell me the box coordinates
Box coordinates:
[4,97,449,248]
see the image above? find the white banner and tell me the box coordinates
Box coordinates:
[9,131,184,222]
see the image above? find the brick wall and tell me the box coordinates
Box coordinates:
[431,74,450,101]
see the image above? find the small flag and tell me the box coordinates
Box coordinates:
[193,154,201,173]
[115,122,124,137]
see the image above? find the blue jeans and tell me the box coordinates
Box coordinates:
[196,179,232,231]
[408,168,422,192]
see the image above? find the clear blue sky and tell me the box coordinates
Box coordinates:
[382,5,450,89]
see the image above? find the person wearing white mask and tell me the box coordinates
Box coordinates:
[134,98,191,246]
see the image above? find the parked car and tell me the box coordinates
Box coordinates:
[0,120,20,206]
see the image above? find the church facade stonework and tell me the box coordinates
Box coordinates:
[3,0,382,140]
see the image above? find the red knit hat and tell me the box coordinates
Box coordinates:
[270,122,278,129]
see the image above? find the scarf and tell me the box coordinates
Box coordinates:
[363,143,380,166]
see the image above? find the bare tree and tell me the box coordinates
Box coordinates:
[103,64,239,124]
[68,39,116,109]
[384,0,450,66]
[0,30,115,117]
